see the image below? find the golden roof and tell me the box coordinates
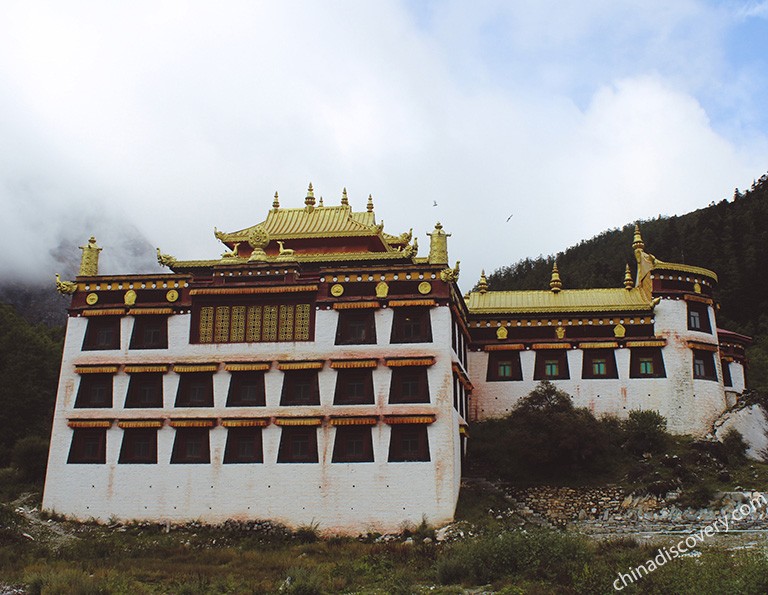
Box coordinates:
[466,287,653,314]
[651,258,718,283]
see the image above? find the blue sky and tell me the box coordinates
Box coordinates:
[0,1,766,288]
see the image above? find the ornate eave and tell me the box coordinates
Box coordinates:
[466,287,654,315]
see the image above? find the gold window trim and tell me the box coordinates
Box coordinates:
[721,355,734,363]
[683,294,713,305]
[389,299,437,308]
[75,365,119,375]
[277,361,324,371]
[67,420,112,428]
[578,342,619,349]
[224,362,271,372]
[626,340,666,348]
[81,308,126,317]
[384,415,436,425]
[169,419,215,428]
[687,341,719,353]
[384,357,436,367]
[117,420,164,429]
[189,285,318,296]
[452,363,474,391]
[333,301,381,310]
[274,417,323,427]
[128,308,174,316]
[173,364,218,373]
[330,359,378,369]
[329,416,378,426]
[124,365,169,374]
[484,343,525,351]
[221,418,270,428]
[532,343,572,350]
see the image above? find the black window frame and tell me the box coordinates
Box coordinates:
[721,359,733,387]
[629,348,667,378]
[280,370,320,406]
[175,373,214,407]
[125,373,164,408]
[533,351,570,380]
[333,369,375,405]
[486,351,523,381]
[692,349,718,381]
[118,428,158,464]
[389,367,430,404]
[129,315,169,350]
[67,428,107,464]
[581,349,619,379]
[226,371,266,407]
[687,302,712,333]
[388,425,430,462]
[223,427,264,463]
[390,308,432,343]
[74,374,113,408]
[332,426,374,462]
[82,316,121,351]
[170,427,211,464]
[277,427,319,463]
[335,310,377,345]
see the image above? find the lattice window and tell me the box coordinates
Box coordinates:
[215,306,230,342]
[195,303,312,343]
[278,305,295,341]
[199,306,214,343]
[231,306,246,342]
[295,304,311,341]
[246,305,262,342]
[263,305,278,341]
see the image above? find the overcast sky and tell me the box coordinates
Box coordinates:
[1,1,767,291]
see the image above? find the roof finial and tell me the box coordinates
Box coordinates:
[477,269,489,294]
[632,223,645,252]
[272,191,280,210]
[366,193,374,213]
[427,221,450,265]
[624,263,635,289]
[550,262,562,293]
[305,182,316,208]
[318,196,324,207]
[341,187,349,206]
[78,236,102,276]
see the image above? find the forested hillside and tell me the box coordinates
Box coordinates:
[488,171,768,390]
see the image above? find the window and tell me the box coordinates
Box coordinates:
[280,371,320,406]
[170,428,210,463]
[693,350,717,381]
[629,348,666,378]
[335,310,376,345]
[130,316,169,349]
[687,302,711,333]
[226,372,266,406]
[581,350,618,379]
[82,317,120,350]
[277,427,318,463]
[223,427,263,463]
[175,373,214,407]
[118,428,158,463]
[533,351,569,380]
[332,426,374,462]
[389,367,430,404]
[388,425,430,462]
[333,369,375,405]
[390,308,432,343]
[67,428,106,464]
[125,374,163,408]
[194,303,312,344]
[486,351,523,381]
[721,360,733,387]
[74,374,113,408]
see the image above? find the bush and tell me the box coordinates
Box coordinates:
[11,435,49,483]
[720,428,748,465]
[622,410,668,455]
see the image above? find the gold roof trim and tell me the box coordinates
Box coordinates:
[384,415,436,425]
[117,420,164,429]
[625,339,666,348]
[277,361,324,371]
[124,365,169,374]
[330,359,378,369]
[68,420,112,428]
[459,425,469,437]
[169,419,215,428]
[578,342,619,349]
[81,308,126,317]
[173,364,218,373]
[389,299,437,307]
[189,285,317,296]
[484,343,525,351]
[532,343,572,350]
[452,363,474,391]
[128,308,174,316]
[683,294,714,305]
[467,287,652,314]
[333,301,381,310]
[687,340,719,353]
[652,259,718,283]
[385,357,436,367]
[274,417,323,427]
[224,362,271,372]
[75,365,119,374]
[221,418,270,427]
[329,416,378,426]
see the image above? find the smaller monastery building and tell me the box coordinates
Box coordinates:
[44,185,750,532]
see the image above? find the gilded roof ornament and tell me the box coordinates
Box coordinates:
[78,236,102,276]
[318,196,324,207]
[55,273,77,295]
[427,221,451,265]
[214,227,226,241]
[247,225,270,261]
[477,270,489,294]
[550,262,562,293]
[624,264,635,289]
[440,260,460,283]
[305,183,316,208]
[403,237,418,258]
[366,194,374,213]
[632,224,645,253]
[273,191,280,210]
[220,242,241,260]
[156,248,177,268]
[341,187,349,206]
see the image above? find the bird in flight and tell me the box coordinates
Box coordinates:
[433,200,438,207]
[506,214,513,222]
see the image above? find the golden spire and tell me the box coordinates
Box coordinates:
[632,224,645,252]
[366,193,374,212]
[624,263,635,289]
[272,191,280,210]
[78,236,102,276]
[427,221,451,265]
[549,262,562,293]
[318,196,324,207]
[477,269,489,294]
[341,187,349,206]
[305,182,316,208]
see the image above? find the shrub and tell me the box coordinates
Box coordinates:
[676,482,716,509]
[720,427,748,465]
[622,410,668,455]
[11,435,49,483]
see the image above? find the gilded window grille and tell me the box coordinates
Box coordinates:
[246,305,262,342]
[295,303,311,340]
[279,305,295,341]
[215,306,230,343]
[199,306,214,343]
[263,305,278,342]
[231,306,246,342]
